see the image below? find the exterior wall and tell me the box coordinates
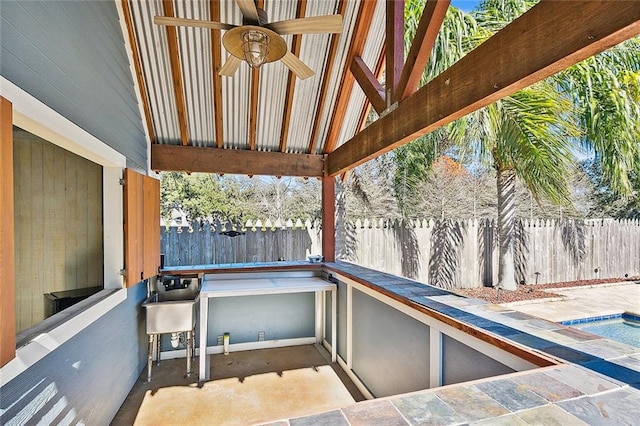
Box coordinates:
[1,2,148,423]
[13,129,104,332]
[351,288,431,398]
[441,334,514,386]
[0,282,148,425]
[0,0,147,171]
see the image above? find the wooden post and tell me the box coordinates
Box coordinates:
[322,172,335,262]
[386,0,405,103]
[1,96,16,367]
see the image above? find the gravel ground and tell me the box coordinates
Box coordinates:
[454,276,640,304]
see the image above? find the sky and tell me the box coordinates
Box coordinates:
[450,0,481,12]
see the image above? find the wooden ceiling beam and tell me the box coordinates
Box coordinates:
[162,0,190,146]
[279,0,307,152]
[396,0,450,101]
[351,56,386,114]
[121,0,156,144]
[322,0,378,154]
[307,0,348,155]
[386,0,405,103]
[210,0,224,148]
[327,0,640,176]
[152,144,324,177]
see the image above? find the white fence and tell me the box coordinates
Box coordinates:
[160,218,640,288]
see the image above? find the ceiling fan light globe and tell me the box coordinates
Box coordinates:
[242,30,270,68]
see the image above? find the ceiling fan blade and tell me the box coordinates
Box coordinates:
[267,15,343,35]
[235,0,259,22]
[219,55,243,76]
[281,51,314,80]
[154,16,235,31]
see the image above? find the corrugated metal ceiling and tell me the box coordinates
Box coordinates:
[125,0,384,157]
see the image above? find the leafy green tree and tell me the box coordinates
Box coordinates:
[583,160,640,220]
[160,172,321,224]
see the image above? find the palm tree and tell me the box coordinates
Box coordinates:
[463,84,579,290]
[557,40,640,195]
[400,0,640,290]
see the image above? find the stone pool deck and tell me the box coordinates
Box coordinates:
[502,282,640,322]
[269,263,640,425]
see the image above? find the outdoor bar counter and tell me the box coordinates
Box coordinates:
[160,261,640,424]
[161,261,556,371]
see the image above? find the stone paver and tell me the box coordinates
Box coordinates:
[543,365,619,395]
[506,283,640,322]
[342,400,408,426]
[471,413,529,426]
[289,409,349,426]
[391,392,465,425]
[557,388,640,425]
[435,385,510,422]
[474,379,547,411]
[511,372,583,402]
[516,405,589,426]
[571,338,639,359]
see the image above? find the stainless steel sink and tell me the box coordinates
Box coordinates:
[143,293,199,334]
[142,275,200,381]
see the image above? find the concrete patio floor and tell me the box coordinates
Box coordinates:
[112,345,364,425]
[501,282,640,322]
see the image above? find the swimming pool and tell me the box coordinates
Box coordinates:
[561,313,640,348]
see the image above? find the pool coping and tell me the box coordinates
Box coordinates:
[560,312,640,325]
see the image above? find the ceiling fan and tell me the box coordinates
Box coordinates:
[154,0,343,80]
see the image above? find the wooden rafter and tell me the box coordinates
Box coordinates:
[322,0,378,154]
[279,0,307,152]
[307,0,348,155]
[386,0,405,103]
[211,0,224,148]
[356,46,386,133]
[162,0,190,146]
[327,0,640,176]
[152,144,324,177]
[351,56,386,114]
[396,0,450,101]
[249,67,259,150]
[121,0,156,144]
[248,0,265,150]
[341,47,385,183]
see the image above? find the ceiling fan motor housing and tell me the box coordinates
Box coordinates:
[243,7,268,27]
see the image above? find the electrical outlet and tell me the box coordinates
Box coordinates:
[217,335,223,346]
[258,331,265,341]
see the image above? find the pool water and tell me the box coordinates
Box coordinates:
[571,315,640,348]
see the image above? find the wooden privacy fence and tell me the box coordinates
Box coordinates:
[161,218,640,288]
[161,219,321,266]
